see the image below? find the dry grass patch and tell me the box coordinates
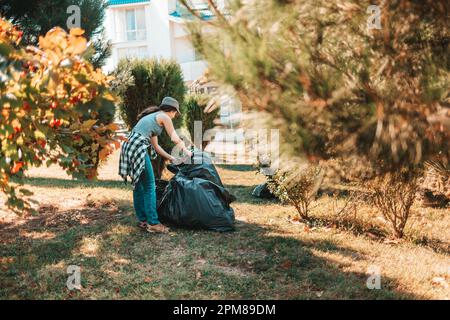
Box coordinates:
[0,150,449,299]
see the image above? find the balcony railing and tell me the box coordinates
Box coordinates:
[172,0,215,20]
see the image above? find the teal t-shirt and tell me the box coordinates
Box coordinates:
[132,111,164,138]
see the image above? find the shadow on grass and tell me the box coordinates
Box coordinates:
[216,164,256,172]
[226,184,278,205]
[306,216,388,240]
[409,235,450,255]
[16,176,130,190]
[0,200,419,299]
[304,215,449,255]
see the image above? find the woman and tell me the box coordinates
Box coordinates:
[119,97,192,233]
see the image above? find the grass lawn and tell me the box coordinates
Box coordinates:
[0,150,449,299]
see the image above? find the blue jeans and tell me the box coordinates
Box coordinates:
[133,152,160,225]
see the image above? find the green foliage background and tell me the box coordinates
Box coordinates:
[0,0,111,68]
[114,58,187,178]
[182,94,219,149]
[182,0,450,175]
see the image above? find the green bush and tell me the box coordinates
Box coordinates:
[113,58,186,178]
[182,94,219,150]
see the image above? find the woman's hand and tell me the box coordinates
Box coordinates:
[160,113,193,158]
[170,155,192,165]
[151,136,178,161]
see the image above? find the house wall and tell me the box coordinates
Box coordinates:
[103,0,208,83]
[148,0,172,59]
[104,2,152,71]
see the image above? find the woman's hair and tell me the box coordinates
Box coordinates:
[136,104,178,121]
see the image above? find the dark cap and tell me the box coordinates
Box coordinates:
[160,96,181,114]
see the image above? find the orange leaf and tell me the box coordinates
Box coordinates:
[1,174,9,185]
[98,147,110,161]
[81,119,98,130]
[11,119,20,130]
[106,123,120,131]
[11,162,24,174]
[68,36,87,55]
[70,28,85,36]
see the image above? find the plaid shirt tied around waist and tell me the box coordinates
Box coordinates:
[119,131,157,188]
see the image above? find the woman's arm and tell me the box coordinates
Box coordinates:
[150,135,175,161]
[159,113,192,157]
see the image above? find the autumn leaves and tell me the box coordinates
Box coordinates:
[0,19,121,212]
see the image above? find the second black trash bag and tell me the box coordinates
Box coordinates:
[157,151,236,232]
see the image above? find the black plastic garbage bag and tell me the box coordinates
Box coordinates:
[170,151,226,187]
[157,151,235,232]
[155,179,169,201]
[251,182,276,199]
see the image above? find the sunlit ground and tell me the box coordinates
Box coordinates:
[0,150,449,299]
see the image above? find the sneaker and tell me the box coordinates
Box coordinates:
[147,223,169,233]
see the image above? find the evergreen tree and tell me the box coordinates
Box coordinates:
[0,0,111,68]
[182,0,450,174]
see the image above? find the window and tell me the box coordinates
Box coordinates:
[125,8,146,41]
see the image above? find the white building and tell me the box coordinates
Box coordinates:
[103,0,221,83]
